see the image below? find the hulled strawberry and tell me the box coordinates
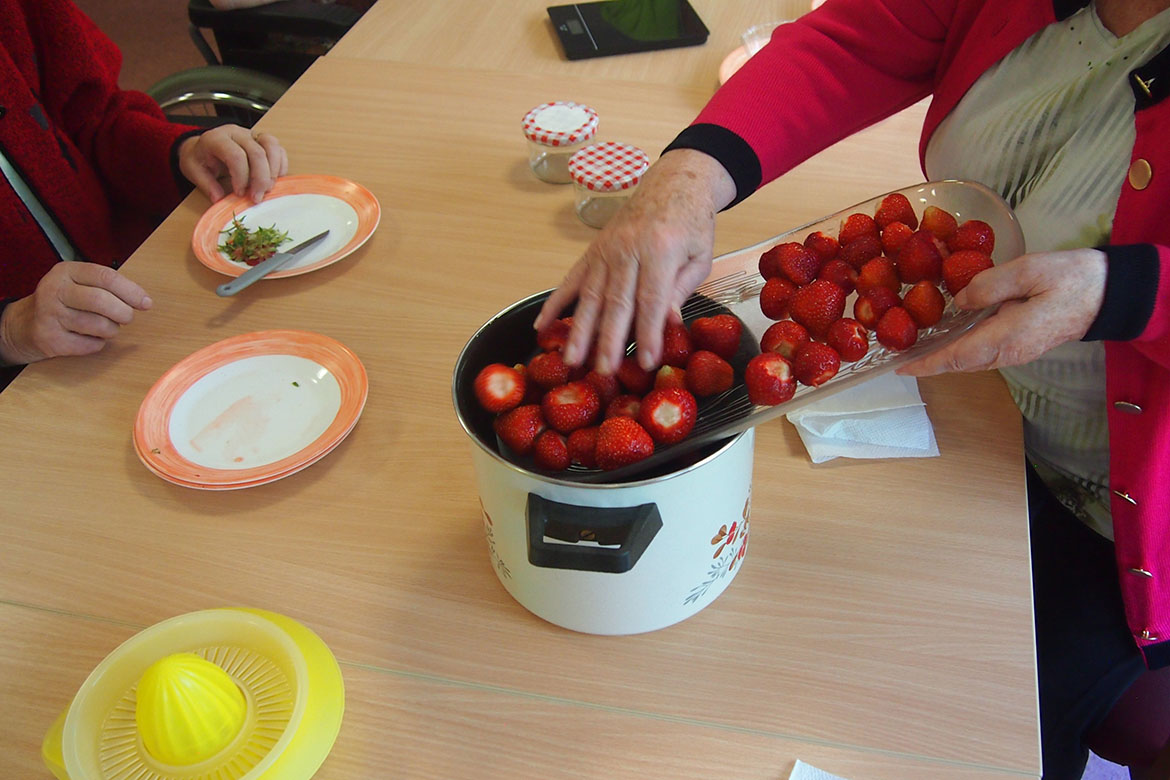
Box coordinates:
[875,306,919,351]
[817,259,858,295]
[605,394,642,419]
[527,350,570,389]
[760,276,797,320]
[789,279,846,338]
[874,192,919,230]
[541,381,601,433]
[595,416,655,470]
[536,317,572,352]
[690,314,742,361]
[902,280,946,328]
[856,256,901,295]
[533,430,570,471]
[921,205,958,240]
[947,219,996,254]
[793,342,841,387]
[839,212,880,245]
[494,404,546,455]
[616,356,655,395]
[896,230,946,284]
[942,249,994,295]
[804,230,840,265]
[880,221,915,258]
[473,363,526,413]
[661,321,693,368]
[638,387,698,444]
[567,426,599,467]
[685,350,734,397]
[654,365,687,390]
[839,234,883,271]
[825,318,870,362]
[760,320,811,359]
[774,242,820,286]
[744,352,796,405]
[853,286,901,330]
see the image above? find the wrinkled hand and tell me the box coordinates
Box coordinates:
[535,149,737,374]
[897,248,1108,376]
[0,262,152,366]
[178,125,289,203]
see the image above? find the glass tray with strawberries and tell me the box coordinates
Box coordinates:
[468,180,1025,483]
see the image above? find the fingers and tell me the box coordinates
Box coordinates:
[178,137,226,202]
[66,263,153,312]
[179,125,288,203]
[593,259,638,375]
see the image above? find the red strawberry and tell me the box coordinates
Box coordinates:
[760,320,810,359]
[902,280,946,328]
[839,234,883,271]
[584,370,620,406]
[595,416,655,470]
[541,381,601,433]
[605,394,642,419]
[856,256,901,295]
[638,387,698,444]
[567,426,599,468]
[817,258,858,295]
[853,286,901,330]
[536,318,572,352]
[874,192,919,229]
[758,244,783,280]
[789,279,846,338]
[473,363,526,413]
[921,205,958,240]
[896,230,946,284]
[527,351,570,389]
[661,322,692,368]
[494,404,546,455]
[804,231,840,264]
[685,350,734,397]
[825,318,870,362]
[947,220,996,254]
[533,430,570,471]
[880,221,915,258]
[839,212,880,245]
[793,342,841,387]
[876,306,919,351]
[759,276,797,320]
[654,365,687,390]
[942,250,994,295]
[690,314,742,360]
[616,356,655,395]
[775,242,820,286]
[744,352,796,406]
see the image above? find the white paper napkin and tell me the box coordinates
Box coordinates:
[785,373,939,464]
[789,759,850,780]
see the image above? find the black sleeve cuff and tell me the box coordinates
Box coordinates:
[662,123,762,210]
[1082,244,1160,342]
[169,127,206,197]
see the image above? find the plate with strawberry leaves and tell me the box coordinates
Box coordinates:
[192,174,380,280]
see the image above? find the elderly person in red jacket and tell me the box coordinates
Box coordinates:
[538,0,1170,776]
[0,0,289,371]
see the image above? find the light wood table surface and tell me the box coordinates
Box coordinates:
[0,52,1038,780]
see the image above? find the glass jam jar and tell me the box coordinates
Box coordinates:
[566,142,651,228]
[521,101,599,184]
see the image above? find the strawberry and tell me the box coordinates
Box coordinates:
[852,286,901,330]
[874,192,919,230]
[493,404,546,455]
[942,250,994,295]
[856,256,901,295]
[921,205,958,240]
[685,350,734,397]
[839,212,880,245]
[541,381,601,433]
[654,364,687,390]
[775,242,820,286]
[690,314,742,360]
[473,363,526,413]
[533,430,570,471]
[880,221,915,258]
[595,416,655,470]
[825,318,870,362]
[789,279,846,338]
[744,352,796,405]
[567,426,599,467]
[616,356,655,395]
[839,234,883,271]
[804,231,840,264]
[527,351,570,389]
[583,370,620,406]
[760,276,797,320]
[947,219,996,254]
[896,230,946,284]
[536,317,572,352]
[902,280,946,328]
[661,322,692,368]
[760,320,810,359]
[875,306,918,351]
[605,394,642,419]
[793,342,841,387]
[817,258,858,295]
[638,387,698,444]
[758,244,783,280]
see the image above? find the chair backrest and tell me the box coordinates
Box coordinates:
[1086,665,1170,772]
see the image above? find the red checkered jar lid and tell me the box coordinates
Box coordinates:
[567,142,651,192]
[522,102,599,147]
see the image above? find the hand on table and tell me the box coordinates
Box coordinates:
[178,125,289,204]
[897,248,1108,376]
[534,149,737,375]
[0,262,153,366]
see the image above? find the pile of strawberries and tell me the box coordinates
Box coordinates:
[745,193,995,405]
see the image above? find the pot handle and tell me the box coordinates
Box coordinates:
[526,494,662,573]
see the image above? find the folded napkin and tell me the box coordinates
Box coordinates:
[785,373,939,464]
[789,759,850,780]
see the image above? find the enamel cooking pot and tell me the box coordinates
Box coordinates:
[452,291,755,635]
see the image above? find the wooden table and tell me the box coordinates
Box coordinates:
[0,12,1039,780]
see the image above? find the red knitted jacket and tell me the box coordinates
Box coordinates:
[0,0,197,301]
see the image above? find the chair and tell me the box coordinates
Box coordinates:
[1085,666,1170,779]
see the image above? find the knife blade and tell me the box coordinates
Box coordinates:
[215,229,331,297]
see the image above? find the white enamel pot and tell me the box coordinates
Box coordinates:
[453,291,755,635]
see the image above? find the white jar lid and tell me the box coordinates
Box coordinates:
[522,101,599,147]
[567,142,650,192]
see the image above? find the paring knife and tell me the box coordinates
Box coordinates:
[215,229,330,296]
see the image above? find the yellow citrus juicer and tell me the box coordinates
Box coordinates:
[41,608,344,780]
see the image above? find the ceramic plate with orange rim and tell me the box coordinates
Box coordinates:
[134,331,368,488]
[192,175,380,279]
